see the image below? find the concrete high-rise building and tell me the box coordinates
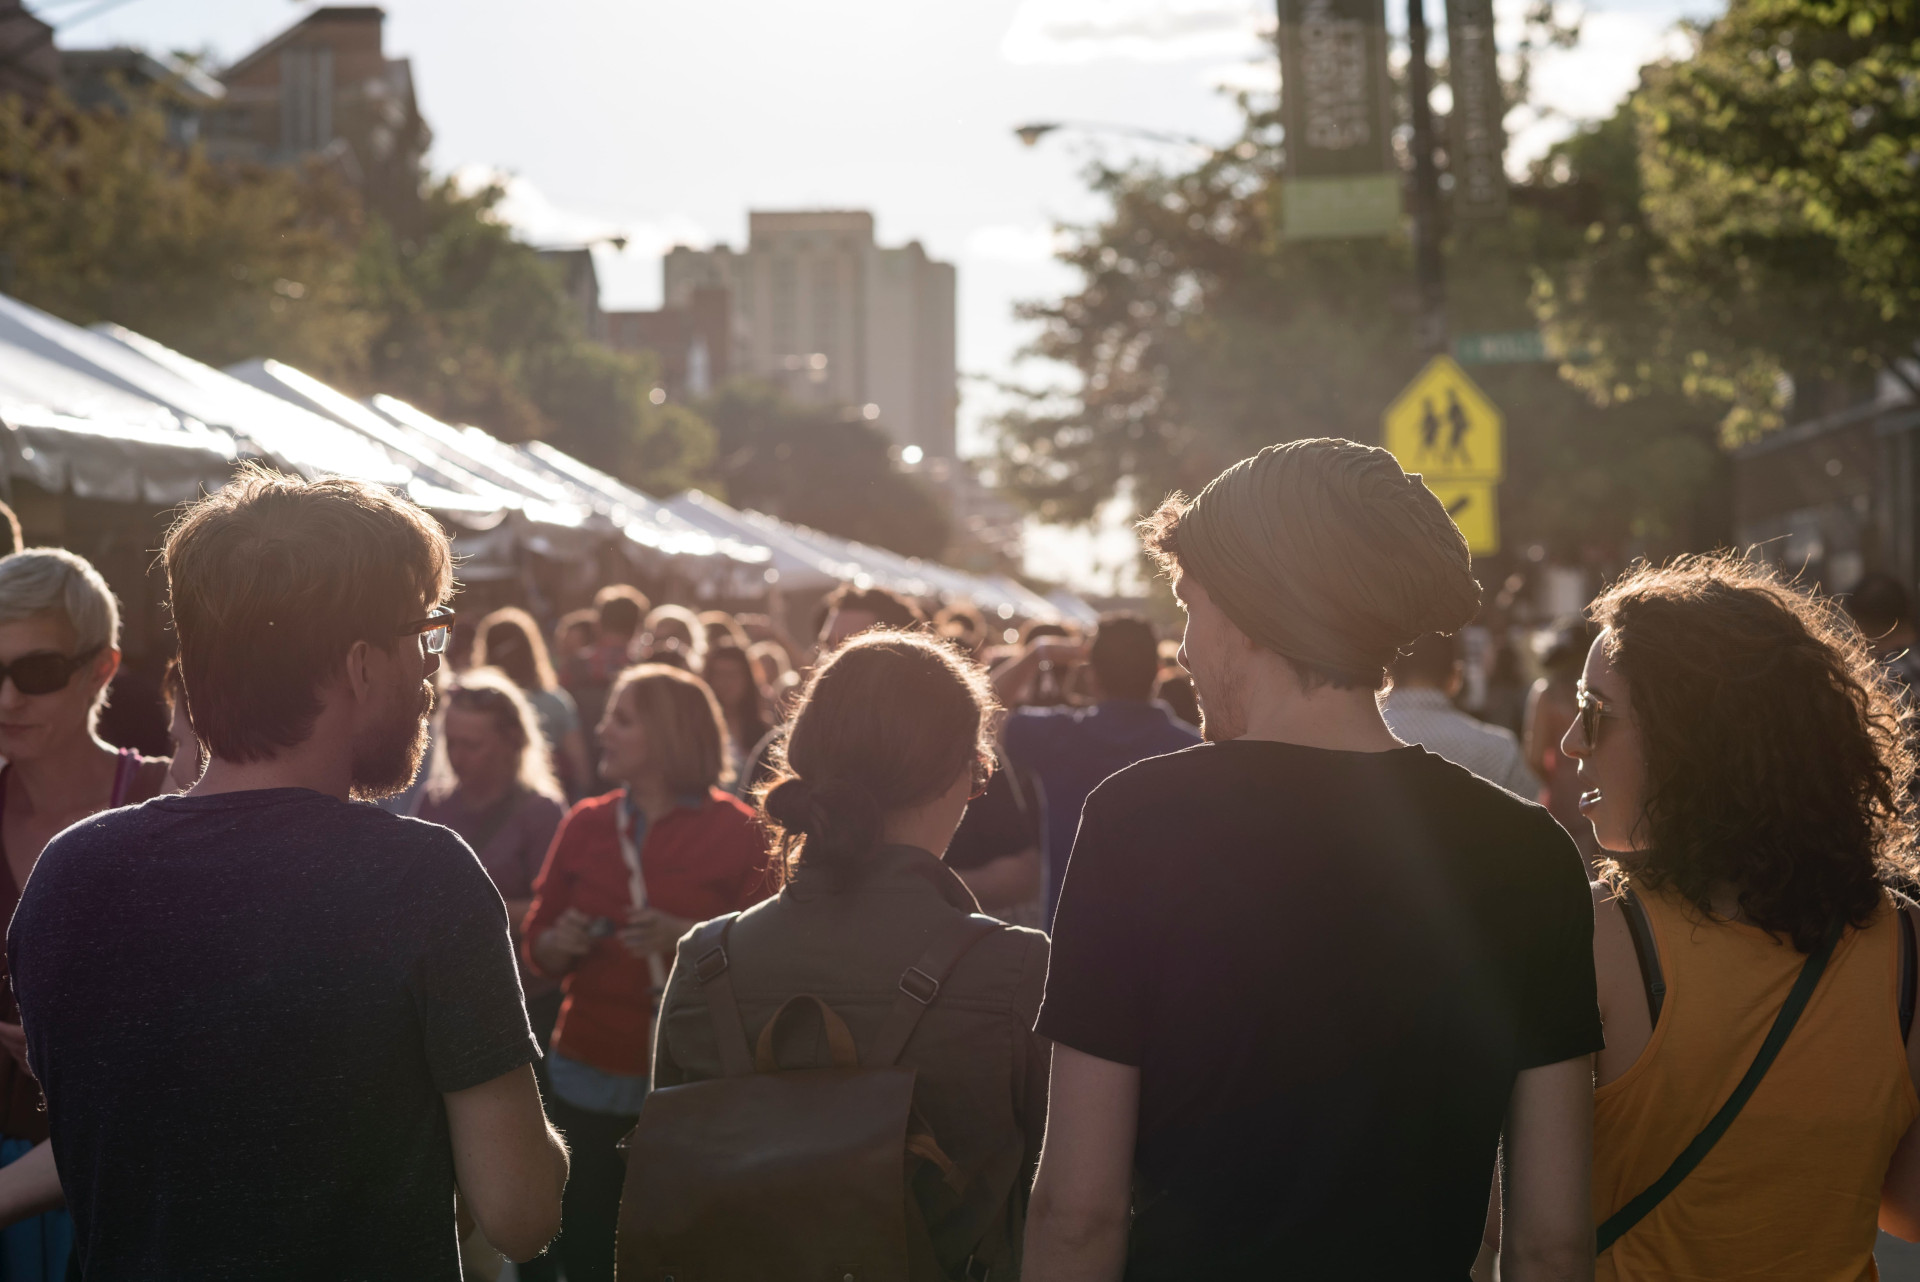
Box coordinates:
[664,211,957,459]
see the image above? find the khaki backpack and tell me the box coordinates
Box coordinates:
[617,911,1004,1282]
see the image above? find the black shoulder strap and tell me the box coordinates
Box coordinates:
[1897,893,1917,1044]
[867,914,1005,1067]
[1618,886,1667,1030]
[685,914,753,1078]
[1596,921,1841,1255]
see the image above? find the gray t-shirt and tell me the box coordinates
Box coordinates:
[9,787,538,1281]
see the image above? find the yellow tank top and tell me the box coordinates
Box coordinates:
[1595,888,1918,1281]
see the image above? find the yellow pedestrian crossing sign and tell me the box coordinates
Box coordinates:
[1382,355,1504,483]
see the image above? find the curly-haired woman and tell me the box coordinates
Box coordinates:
[1567,554,1920,1279]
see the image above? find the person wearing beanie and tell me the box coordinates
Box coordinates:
[1024,440,1600,1281]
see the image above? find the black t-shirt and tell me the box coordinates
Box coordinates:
[8,788,539,1281]
[1036,741,1601,1280]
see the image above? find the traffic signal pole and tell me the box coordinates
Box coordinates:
[1404,0,1449,355]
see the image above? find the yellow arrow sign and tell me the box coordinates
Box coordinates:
[1425,480,1500,555]
[1382,355,1504,483]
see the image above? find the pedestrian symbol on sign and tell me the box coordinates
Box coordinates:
[1382,355,1504,484]
[1382,356,1504,554]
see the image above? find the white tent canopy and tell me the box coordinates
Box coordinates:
[224,360,519,520]
[88,323,411,487]
[664,491,846,595]
[0,295,237,502]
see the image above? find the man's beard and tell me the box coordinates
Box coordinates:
[350,679,435,801]
[1195,651,1248,743]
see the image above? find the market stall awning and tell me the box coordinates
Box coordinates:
[224,360,518,523]
[516,441,771,570]
[0,294,237,502]
[85,323,411,487]
[664,491,845,595]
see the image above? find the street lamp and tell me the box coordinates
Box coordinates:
[1013,120,1216,151]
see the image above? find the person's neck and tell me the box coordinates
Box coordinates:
[625,774,679,822]
[458,774,515,810]
[1235,679,1400,753]
[880,805,960,861]
[193,737,354,802]
[9,734,120,817]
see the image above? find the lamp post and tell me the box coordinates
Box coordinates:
[1403,0,1448,355]
[1012,120,1216,151]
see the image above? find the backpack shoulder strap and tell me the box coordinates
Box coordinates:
[867,913,1006,1067]
[1596,919,1841,1255]
[685,914,753,1078]
[1618,885,1667,1030]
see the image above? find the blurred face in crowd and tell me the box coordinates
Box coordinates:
[597,682,656,788]
[348,602,440,800]
[1171,571,1249,743]
[0,612,116,763]
[705,653,754,713]
[442,705,517,799]
[1559,629,1648,853]
[819,608,879,656]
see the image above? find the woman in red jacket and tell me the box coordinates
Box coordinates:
[523,663,768,1282]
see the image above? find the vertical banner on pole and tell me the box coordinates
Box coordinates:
[1276,0,1399,239]
[1444,0,1508,220]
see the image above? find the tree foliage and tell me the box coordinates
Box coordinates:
[1540,0,1920,439]
[995,96,1729,559]
[0,89,370,378]
[697,382,951,559]
[0,91,710,494]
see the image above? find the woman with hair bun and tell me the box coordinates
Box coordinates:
[651,630,1052,1280]
[1569,554,1920,1278]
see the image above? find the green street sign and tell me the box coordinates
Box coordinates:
[1279,175,1402,240]
[1454,331,1546,364]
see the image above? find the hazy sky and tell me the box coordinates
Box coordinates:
[36,0,1708,589]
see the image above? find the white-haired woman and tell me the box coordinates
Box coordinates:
[0,549,169,1279]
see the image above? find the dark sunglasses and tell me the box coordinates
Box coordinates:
[1575,681,1623,747]
[399,608,457,656]
[0,645,104,696]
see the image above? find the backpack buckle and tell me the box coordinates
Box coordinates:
[694,946,730,983]
[899,966,939,1005]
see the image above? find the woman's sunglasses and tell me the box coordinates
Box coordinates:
[0,645,104,696]
[1575,681,1623,746]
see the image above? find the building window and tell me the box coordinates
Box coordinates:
[280,46,334,154]
[771,256,797,356]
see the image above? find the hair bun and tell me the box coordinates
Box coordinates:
[762,774,881,867]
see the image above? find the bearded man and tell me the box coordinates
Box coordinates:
[10,466,566,1279]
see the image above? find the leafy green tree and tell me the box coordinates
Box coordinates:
[697,381,951,559]
[0,90,370,380]
[0,93,712,495]
[1540,0,1920,440]
[996,94,1730,559]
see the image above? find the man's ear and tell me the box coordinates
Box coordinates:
[342,639,377,702]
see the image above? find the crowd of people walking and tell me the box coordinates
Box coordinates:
[1,439,1920,1279]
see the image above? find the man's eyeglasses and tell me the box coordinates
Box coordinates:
[399,608,457,656]
[1575,681,1623,747]
[0,645,103,696]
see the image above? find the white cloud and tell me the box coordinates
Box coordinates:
[449,163,713,260]
[1002,0,1270,65]
[965,222,1073,264]
[1494,0,1698,169]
